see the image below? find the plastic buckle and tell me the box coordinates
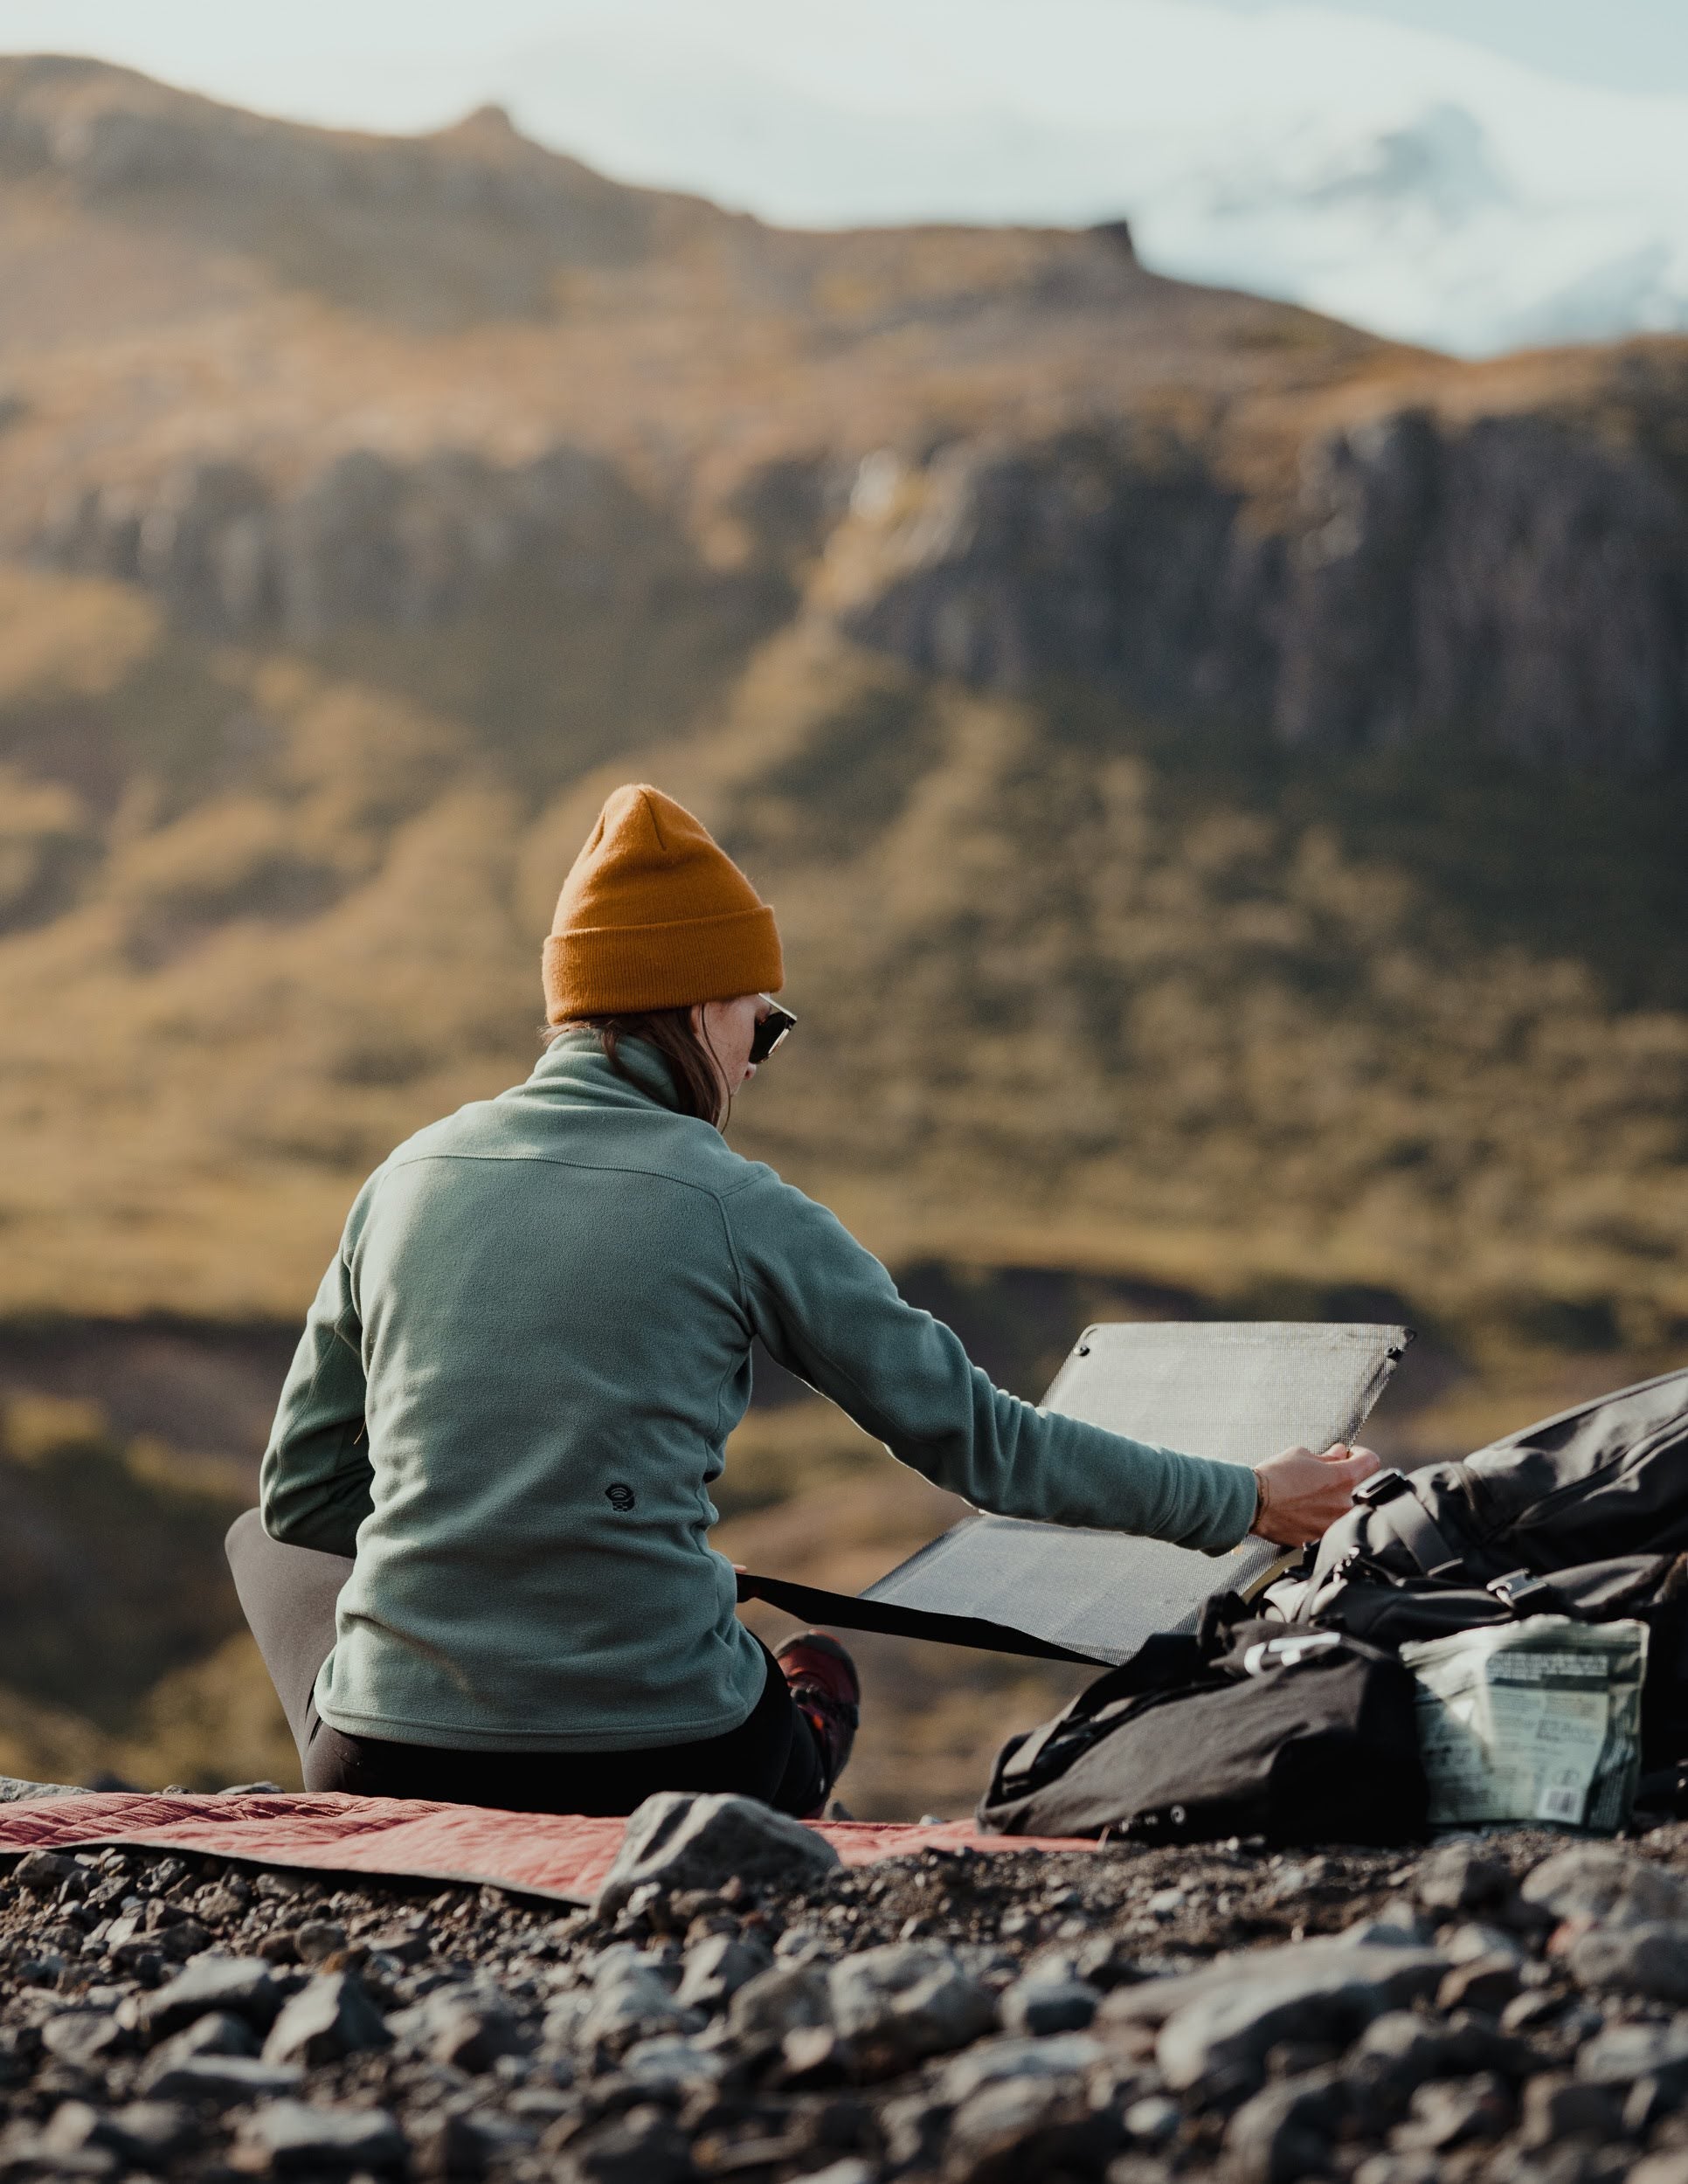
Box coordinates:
[1352,1468,1412,1508]
[1242,1631,1344,1676]
[1487,1569,1557,1614]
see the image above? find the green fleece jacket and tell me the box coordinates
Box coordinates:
[260,1033,1260,1752]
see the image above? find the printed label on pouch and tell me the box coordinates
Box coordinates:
[1538,1779,1588,1824]
[1401,1614,1647,1834]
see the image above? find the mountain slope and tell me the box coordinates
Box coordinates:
[0,60,1685,1364]
[103,0,1688,354]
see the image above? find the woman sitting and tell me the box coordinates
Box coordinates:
[228,784,1374,1816]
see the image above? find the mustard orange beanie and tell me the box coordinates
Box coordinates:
[543,784,784,1023]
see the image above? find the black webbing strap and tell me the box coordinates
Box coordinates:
[1375,1491,1465,1579]
[733,1571,1110,1667]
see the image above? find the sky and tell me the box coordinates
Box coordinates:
[1,0,1685,356]
[0,0,1684,106]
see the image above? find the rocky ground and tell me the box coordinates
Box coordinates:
[6,1802,1688,2182]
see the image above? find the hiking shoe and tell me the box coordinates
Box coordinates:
[775,1629,860,1802]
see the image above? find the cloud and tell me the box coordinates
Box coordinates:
[23,0,1688,353]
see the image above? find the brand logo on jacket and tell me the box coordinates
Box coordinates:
[605,1482,636,1511]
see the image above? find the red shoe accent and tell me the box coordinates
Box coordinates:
[774,1630,860,1805]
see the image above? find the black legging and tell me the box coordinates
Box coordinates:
[225,1510,827,1817]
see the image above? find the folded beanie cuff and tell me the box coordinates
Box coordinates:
[544,906,785,1022]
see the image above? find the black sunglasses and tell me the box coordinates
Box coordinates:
[749,998,797,1065]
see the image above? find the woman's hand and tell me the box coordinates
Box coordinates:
[1249,1442,1382,1547]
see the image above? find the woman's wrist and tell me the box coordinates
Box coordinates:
[1250,1467,1272,1538]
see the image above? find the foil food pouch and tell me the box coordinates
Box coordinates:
[1401,1614,1646,1834]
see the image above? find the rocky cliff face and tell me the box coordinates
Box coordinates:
[31,400,1688,774]
[837,408,1688,775]
[29,446,689,639]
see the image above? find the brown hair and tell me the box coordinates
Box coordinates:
[548,1007,728,1128]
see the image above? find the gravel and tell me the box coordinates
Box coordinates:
[9,1820,1688,2177]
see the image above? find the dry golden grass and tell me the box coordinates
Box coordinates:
[1,578,1685,1375]
[0,1639,299,1797]
[0,1393,295,1793]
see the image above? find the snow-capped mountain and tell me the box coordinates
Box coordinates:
[137,0,1688,356]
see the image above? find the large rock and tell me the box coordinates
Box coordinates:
[577,1959,700,2048]
[592,1793,839,1918]
[941,2074,1116,2184]
[1563,1919,1688,2002]
[999,1967,1099,2036]
[136,1956,280,2040]
[938,2034,1105,2105]
[675,1932,771,2011]
[1347,2008,1531,2104]
[548,2104,695,2184]
[1103,1941,1449,2032]
[1631,2159,1688,2184]
[387,1987,525,2071]
[14,1849,84,1892]
[1577,2021,1688,2094]
[827,1941,996,2071]
[40,2012,128,2066]
[1391,2072,1515,2152]
[262,1972,390,2066]
[1439,1919,1526,1966]
[1517,2074,1623,2148]
[156,2011,257,2060]
[293,1919,348,1965]
[1224,2068,1349,2184]
[412,2111,529,2178]
[1435,1953,1520,2015]
[1521,1845,1688,1929]
[618,2035,727,2092]
[241,2099,405,2174]
[1102,1943,1448,2095]
[1415,1842,1512,1916]
[0,1776,87,1803]
[725,1961,833,2044]
[41,2100,196,2168]
[138,2053,305,2106]
[1156,1981,1367,2095]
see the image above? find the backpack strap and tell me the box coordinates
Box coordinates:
[994,1712,1070,1791]
[732,1572,1110,1666]
[1354,1470,1466,1578]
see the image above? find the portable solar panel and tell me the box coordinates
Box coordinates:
[858,1320,1411,1662]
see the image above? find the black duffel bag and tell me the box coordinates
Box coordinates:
[1282,1365,1688,1622]
[977,1604,1427,1847]
[1271,1364,1688,1804]
[979,1366,1688,1845]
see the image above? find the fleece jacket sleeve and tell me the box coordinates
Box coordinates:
[259,1241,376,1557]
[723,1171,1260,1554]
